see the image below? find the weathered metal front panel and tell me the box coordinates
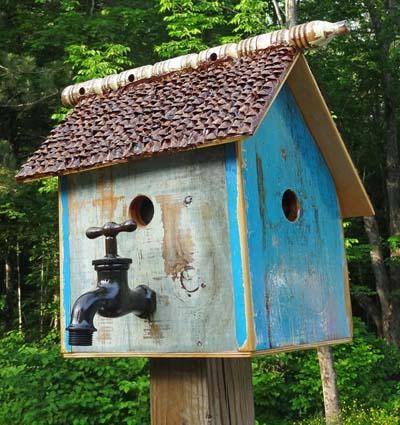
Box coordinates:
[242,84,351,351]
[60,146,238,354]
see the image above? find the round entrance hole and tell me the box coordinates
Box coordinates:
[129,195,154,226]
[281,189,301,222]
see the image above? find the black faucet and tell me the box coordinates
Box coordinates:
[66,220,156,346]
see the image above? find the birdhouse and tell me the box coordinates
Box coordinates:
[17,20,373,358]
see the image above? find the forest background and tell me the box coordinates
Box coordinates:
[0,0,399,424]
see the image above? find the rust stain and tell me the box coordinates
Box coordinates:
[67,180,78,229]
[156,195,197,293]
[92,173,124,220]
[143,320,170,341]
[148,321,162,340]
[96,316,112,344]
[121,203,128,219]
[67,178,92,231]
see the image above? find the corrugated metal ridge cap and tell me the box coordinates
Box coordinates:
[61,20,349,107]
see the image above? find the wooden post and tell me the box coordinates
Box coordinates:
[317,346,341,425]
[150,358,255,425]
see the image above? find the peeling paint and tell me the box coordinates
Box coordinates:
[156,195,198,294]
[92,173,124,220]
[146,321,162,341]
[143,320,171,342]
[256,153,267,249]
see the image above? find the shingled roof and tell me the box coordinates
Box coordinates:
[17,20,356,182]
[16,45,298,181]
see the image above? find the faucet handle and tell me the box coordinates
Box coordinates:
[86,220,137,257]
[86,220,137,239]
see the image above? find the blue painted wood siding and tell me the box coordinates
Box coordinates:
[60,176,72,352]
[241,84,351,351]
[225,144,248,348]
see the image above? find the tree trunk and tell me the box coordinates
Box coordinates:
[4,250,14,329]
[40,259,44,337]
[363,216,394,341]
[5,254,11,292]
[317,347,341,425]
[16,241,23,333]
[353,292,383,336]
[272,0,284,27]
[53,293,59,330]
[285,0,297,27]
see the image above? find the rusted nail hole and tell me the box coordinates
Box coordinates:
[79,87,85,95]
[129,195,154,226]
[184,195,193,206]
[128,74,135,82]
[282,189,301,222]
[209,52,218,61]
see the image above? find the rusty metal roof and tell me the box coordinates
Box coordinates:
[16,45,298,181]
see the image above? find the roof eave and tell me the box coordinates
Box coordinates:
[15,134,247,183]
[285,54,374,218]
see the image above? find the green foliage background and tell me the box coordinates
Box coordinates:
[0,320,399,424]
[0,0,399,423]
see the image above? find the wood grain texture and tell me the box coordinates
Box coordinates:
[150,358,254,425]
[224,143,254,351]
[235,142,256,352]
[286,54,374,218]
[62,337,351,358]
[241,84,352,350]
[62,146,238,354]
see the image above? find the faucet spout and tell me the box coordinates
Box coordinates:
[67,277,156,346]
[67,282,119,346]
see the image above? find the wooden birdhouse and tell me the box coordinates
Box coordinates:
[17,20,373,359]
